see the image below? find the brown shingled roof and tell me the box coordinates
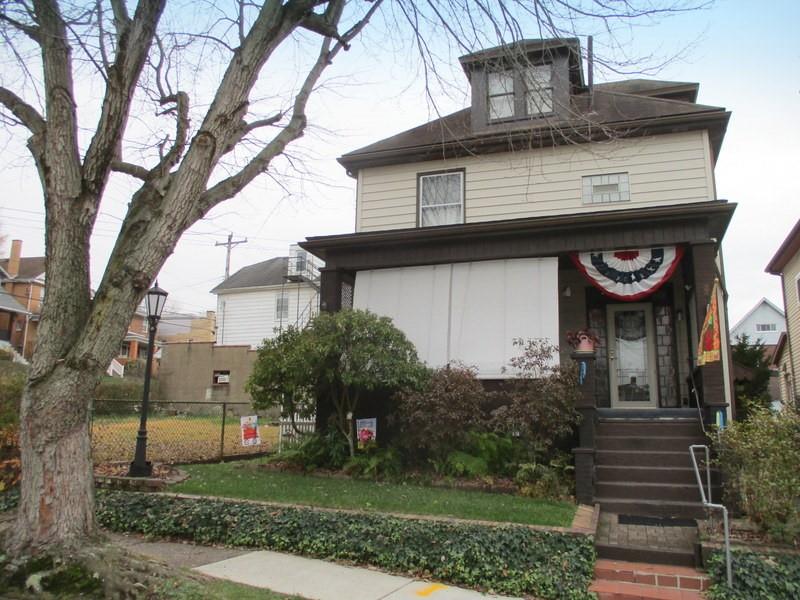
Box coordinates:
[0,256,46,280]
[338,89,728,172]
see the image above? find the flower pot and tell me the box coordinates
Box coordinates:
[576,336,595,353]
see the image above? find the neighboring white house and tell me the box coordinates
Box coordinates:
[730,297,786,348]
[212,245,321,348]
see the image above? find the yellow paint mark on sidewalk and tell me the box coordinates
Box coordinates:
[416,584,447,596]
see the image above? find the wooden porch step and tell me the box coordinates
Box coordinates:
[595,497,707,520]
[595,450,696,468]
[595,436,707,451]
[596,482,715,503]
[596,465,720,486]
[596,420,705,437]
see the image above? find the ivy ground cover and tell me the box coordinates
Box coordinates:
[171,461,575,527]
[96,491,595,600]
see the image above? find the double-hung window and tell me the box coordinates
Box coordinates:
[523,65,553,115]
[275,294,289,320]
[419,171,464,227]
[487,64,553,121]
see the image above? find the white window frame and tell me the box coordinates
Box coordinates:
[275,293,289,320]
[582,173,631,204]
[756,323,777,332]
[523,65,553,116]
[418,171,464,228]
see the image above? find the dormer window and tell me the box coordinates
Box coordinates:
[487,64,553,121]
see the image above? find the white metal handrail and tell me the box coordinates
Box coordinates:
[690,444,733,587]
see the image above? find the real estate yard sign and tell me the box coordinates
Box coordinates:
[240,415,261,447]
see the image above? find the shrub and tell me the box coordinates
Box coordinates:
[714,406,800,543]
[96,491,596,600]
[491,339,581,458]
[706,549,800,600]
[249,310,426,457]
[272,429,350,471]
[514,454,574,500]
[343,447,403,480]
[94,376,148,402]
[0,369,25,428]
[394,365,488,465]
[443,450,489,478]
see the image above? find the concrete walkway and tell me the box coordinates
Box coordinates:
[112,533,520,600]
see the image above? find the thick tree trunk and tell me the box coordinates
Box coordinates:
[10,364,101,553]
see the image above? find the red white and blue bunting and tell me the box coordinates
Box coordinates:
[571,246,684,301]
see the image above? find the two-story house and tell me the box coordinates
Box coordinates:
[0,239,45,359]
[766,219,800,408]
[301,39,736,524]
[158,245,321,405]
[212,245,321,348]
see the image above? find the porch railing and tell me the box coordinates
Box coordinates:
[690,444,732,588]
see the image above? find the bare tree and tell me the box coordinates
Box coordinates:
[0,0,706,553]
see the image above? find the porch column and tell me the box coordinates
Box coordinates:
[691,243,728,423]
[572,352,596,505]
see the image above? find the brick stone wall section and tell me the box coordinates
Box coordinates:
[655,305,679,407]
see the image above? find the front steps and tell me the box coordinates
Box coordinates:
[595,511,699,567]
[594,416,716,520]
[590,559,709,600]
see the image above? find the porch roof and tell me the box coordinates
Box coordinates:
[300,201,736,271]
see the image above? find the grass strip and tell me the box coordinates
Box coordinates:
[172,461,575,527]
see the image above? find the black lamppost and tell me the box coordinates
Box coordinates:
[128,283,168,477]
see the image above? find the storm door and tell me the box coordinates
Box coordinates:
[606,303,658,408]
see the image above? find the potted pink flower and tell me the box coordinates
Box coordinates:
[566,329,600,353]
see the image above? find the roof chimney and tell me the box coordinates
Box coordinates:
[8,240,22,278]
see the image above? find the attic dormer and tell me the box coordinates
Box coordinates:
[459,38,585,135]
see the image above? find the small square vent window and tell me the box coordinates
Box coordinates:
[213,370,231,385]
[582,173,630,204]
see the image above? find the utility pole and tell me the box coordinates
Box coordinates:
[216,233,248,279]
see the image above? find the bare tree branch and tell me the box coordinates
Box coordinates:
[0,11,40,40]
[200,0,383,207]
[110,160,149,180]
[0,86,46,134]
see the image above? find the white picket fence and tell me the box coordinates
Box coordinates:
[278,413,316,452]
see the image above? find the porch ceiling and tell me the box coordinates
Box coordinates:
[301,200,736,272]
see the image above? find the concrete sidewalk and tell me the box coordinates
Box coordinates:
[112,533,520,600]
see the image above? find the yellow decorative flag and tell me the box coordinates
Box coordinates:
[697,279,721,366]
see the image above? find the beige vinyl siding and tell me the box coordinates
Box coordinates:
[782,251,800,401]
[356,130,715,232]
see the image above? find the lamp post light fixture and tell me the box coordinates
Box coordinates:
[128,282,168,477]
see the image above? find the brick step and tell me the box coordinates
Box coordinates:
[595,436,707,451]
[596,481,716,503]
[594,559,709,591]
[595,450,696,468]
[596,465,720,486]
[590,578,705,599]
[595,542,698,568]
[596,420,704,437]
[595,497,707,520]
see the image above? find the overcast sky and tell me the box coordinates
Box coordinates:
[0,0,798,326]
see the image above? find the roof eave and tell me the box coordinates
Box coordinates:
[300,200,736,262]
[338,110,731,173]
[765,220,800,274]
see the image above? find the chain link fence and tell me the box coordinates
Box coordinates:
[90,400,279,464]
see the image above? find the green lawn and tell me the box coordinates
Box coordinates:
[171,461,575,527]
[160,577,305,600]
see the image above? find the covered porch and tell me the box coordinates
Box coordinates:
[300,200,736,513]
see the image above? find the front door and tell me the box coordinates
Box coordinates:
[607,303,658,408]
